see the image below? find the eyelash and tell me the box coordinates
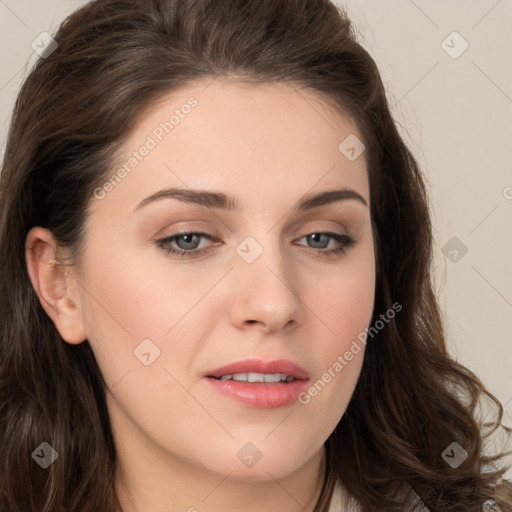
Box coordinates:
[156,231,356,259]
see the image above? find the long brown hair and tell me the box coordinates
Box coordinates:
[1,1,511,510]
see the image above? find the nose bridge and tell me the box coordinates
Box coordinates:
[230,232,302,331]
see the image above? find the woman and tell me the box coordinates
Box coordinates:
[0,0,511,510]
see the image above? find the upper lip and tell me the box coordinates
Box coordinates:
[206,358,309,380]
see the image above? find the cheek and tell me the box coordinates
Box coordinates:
[77,238,226,396]
[311,248,376,350]
[76,245,170,382]
[299,249,375,416]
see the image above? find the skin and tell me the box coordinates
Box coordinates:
[26,79,375,512]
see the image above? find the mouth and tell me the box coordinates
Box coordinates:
[213,372,297,383]
[204,358,310,409]
[206,358,309,381]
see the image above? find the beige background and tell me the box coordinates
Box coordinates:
[1,0,511,474]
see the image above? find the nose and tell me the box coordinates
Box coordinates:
[229,244,304,334]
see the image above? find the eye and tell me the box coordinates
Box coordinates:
[156,231,217,258]
[295,232,356,256]
[156,231,356,259]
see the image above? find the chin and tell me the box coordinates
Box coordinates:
[216,461,304,483]
[202,439,317,482]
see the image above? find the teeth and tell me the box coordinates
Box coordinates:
[217,373,294,383]
[263,373,282,383]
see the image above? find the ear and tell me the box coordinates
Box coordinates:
[25,226,87,344]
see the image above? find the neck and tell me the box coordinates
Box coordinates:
[114,444,327,512]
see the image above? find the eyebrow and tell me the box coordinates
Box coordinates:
[132,186,368,213]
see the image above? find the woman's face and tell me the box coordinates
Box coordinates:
[61,80,375,481]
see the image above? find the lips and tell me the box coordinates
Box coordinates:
[206,358,309,381]
[204,358,310,409]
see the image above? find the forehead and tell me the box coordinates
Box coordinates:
[92,78,369,215]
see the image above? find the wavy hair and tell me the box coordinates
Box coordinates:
[0,0,511,510]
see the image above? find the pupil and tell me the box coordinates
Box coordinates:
[310,233,327,249]
[179,234,198,249]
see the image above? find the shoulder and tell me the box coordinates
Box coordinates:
[327,477,360,511]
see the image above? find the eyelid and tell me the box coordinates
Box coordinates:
[156,228,356,259]
[157,225,350,244]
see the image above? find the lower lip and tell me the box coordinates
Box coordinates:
[205,377,310,409]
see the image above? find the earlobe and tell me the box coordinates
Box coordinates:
[25,226,87,345]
